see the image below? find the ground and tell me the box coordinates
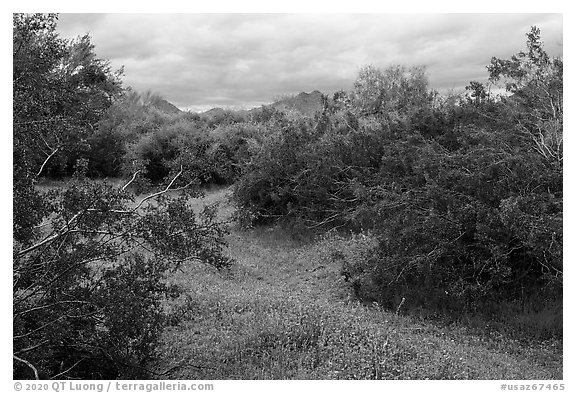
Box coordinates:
[151,187,562,380]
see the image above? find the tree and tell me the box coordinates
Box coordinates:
[337,28,562,325]
[14,171,232,379]
[487,26,563,165]
[465,81,490,107]
[353,64,433,119]
[13,14,232,379]
[13,13,123,179]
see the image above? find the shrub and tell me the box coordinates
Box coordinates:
[232,28,562,331]
[232,112,390,229]
[341,125,561,325]
[123,118,212,183]
[206,122,268,184]
[13,14,233,379]
[13,174,232,379]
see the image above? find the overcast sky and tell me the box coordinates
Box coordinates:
[56,13,563,112]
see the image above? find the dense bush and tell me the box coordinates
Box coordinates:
[13,14,123,179]
[123,118,211,183]
[233,109,393,228]
[13,14,232,379]
[88,89,268,186]
[14,175,232,379]
[232,27,562,327]
[207,122,268,183]
[349,124,561,310]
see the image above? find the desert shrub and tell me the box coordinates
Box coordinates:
[13,14,233,379]
[232,116,316,223]
[232,28,562,331]
[232,65,442,229]
[232,112,392,228]
[98,93,262,186]
[205,122,267,184]
[123,118,213,183]
[87,88,215,183]
[343,120,561,315]
[13,173,232,379]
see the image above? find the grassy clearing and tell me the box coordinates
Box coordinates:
[150,187,562,380]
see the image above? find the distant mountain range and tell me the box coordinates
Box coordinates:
[150,98,182,114]
[152,90,326,119]
[267,90,325,116]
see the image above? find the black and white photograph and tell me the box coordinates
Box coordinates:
[12,9,564,386]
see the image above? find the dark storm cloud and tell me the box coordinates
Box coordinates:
[56,13,563,111]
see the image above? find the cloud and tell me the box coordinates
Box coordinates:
[56,13,563,111]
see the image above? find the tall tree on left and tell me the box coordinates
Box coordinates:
[14,13,122,242]
[13,14,232,379]
[14,13,123,180]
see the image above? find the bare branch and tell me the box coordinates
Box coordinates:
[167,179,197,193]
[305,212,343,229]
[14,340,49,355]
[50,358,85,380]
[13,317,64,339]
[17,232,62,257]
[86,208,131,214]
[37,147,59,177]
[13,355,39,379]
[121,170,141,191]
[16,300,94,317]
[131,165,192,211]
[17,209,87,257]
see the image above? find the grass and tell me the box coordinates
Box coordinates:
[149,187,562,380]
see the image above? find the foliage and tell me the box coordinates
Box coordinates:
[156,217,561,379]
[13,14,232,379]
[232,27,562,325]
[13,175,232,379]
[123,118,211,183]
[233,109,389,228]
[348,125,561,315]
[207,122,268,184]
[488,26,563,165]
[92,89,267,186]
[13,14,123,179]
[353,64,434,120]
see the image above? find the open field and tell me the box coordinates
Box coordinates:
[149,188,562,380]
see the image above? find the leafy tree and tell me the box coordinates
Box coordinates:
[487,26,563,165]
[465,81,490,107]
[14,14,123,178]
[14,173,231,379]
[232,27,562,335]
[353,64,433,120]
[338,28,562,328]
[13,14,232,379]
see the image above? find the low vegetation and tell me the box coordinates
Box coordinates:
[151,189,562,379]
[13,13,562,380]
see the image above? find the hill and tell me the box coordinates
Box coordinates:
[269,90,325,116]
[198,90,327,120]
[150,98,182,114]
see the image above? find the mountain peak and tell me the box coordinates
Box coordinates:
[149,98,181,114]
[271,90,325,116]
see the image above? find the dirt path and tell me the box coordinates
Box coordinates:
[153,188,562,380]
